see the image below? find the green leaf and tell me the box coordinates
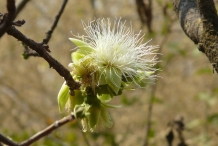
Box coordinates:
[186,119,202,129]
[195,67,212,75]
[105,67,122,94]
[121,95,138,106]
[57,82,70,112]
[207,113,218,125]
[148,129,155,138]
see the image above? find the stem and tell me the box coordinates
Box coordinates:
[143,84,155,146]
[43,0,68,44]
[6,26,80,95]
[19,113,76,146]
[0,0,16,37]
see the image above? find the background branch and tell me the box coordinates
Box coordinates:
[0,133,18,146]
[42,0,68,44]
[135,0,153,32]
[15,0,30,17]
[0,112,77,146]
[23,0,68,58]
[19,112,76,146]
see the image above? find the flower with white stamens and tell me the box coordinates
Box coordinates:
[69,18,159,93]
[58,18,159,132]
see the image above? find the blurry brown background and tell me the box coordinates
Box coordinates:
[0,0,218,146]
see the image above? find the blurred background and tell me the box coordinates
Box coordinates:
[0,0,218,145]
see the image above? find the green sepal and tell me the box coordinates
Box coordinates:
[70,90,85,110]
[105,67,122,94]
[100,106,113,128]
[96,85,111,94]
[137,70,154,82]
[101,102,121,108]
[98,94,112,103]
[57,82,70,112]
[71,52,85,63]
[98,73,107,85]
[88,104,101,131]
[69,38,94,55]
[71,63,87,77]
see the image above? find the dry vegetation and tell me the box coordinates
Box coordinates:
[0,0,218,146]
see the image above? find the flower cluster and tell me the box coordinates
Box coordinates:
[58,18,159,132]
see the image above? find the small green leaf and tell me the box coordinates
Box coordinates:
[57,82,70,112]
[105,67,122,94]
[186,119,202,129]
[207,113,218,125]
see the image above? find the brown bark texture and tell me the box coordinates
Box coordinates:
[172,0,218,72]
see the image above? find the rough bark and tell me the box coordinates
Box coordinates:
[172,0,218,72]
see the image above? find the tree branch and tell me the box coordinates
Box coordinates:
[172,0,202,44]
[42,0,68,44]
[7,26,80,95]
[135,0,153,33]
[15,0,30,17]
[19,112,76,146]
[0,133,18,146]
[0,0,16,37]
[172,0,218,72]
[0,112,77,146]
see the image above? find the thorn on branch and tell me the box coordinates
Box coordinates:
[12,19,25,27]
[42,44,51,52]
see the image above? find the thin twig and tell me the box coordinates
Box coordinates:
[0,133,18,146]
[0,0,16,37]
[43,0,68,44]
[143,7,175,145]
[143,83,156,146]
[15,0,30,17]
[6,26,80,95]
[19,112,76,146]
[135,0,153,32]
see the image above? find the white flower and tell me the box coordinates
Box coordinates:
[58,18,160,132]
[69,18,159,93]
